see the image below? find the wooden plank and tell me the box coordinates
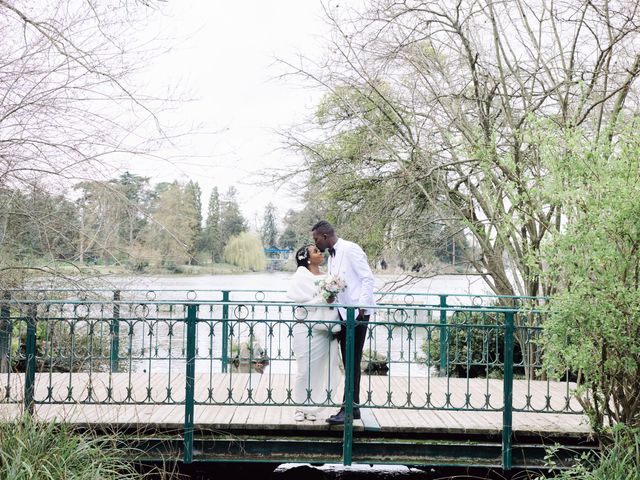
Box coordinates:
[229,373,273,427]
[360,407,381,431]
[194,371,221,403]
[413,407,455,432]
[195,372,231,404]
[260,374,288,427]
[512,412,591,436]
[228,405,254,428]
[198,405,230,429]
[364,375,391,406]
[206,373,250,425]
[6,372,592,439]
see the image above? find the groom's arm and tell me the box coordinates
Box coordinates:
[352,244,375,315]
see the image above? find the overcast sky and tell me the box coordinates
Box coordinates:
[123,1,338,228]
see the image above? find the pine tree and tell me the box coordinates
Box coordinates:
[219,187,247,250]
[202,187,222,262]
[261,203,278,248]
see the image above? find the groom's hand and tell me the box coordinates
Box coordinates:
[357,308,365,319]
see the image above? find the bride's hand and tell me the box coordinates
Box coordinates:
[327,294,336,304]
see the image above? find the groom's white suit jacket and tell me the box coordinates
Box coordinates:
[327,238,376,318]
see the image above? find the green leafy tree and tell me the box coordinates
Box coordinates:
[223,232,267,272]
[541,122,640,432]
[277,198,328,252]
[278,225,297,250]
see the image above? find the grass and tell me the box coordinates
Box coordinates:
[0,416,144,480]
[539,426,640,480]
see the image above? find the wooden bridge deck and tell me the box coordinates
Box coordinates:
[0,373,591,438]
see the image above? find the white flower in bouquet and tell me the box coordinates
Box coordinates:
[316,275,347,302]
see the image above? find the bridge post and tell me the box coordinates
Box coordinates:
[343,306,356,466]
[0,291,10,373]
[110,290,121,373]
[502,310,515,470]
[25,304,37,415]
[183,303,197,463]
[221,291,230,373]
[438,295,448,376]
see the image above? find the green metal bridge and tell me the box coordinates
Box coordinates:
[0,289,594,471]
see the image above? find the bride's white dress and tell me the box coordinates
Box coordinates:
[286,266,342,415]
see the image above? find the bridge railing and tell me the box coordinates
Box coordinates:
[0,290,576,469]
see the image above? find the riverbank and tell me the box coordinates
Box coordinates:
[51,261,247,276]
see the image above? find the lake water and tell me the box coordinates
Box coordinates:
[101,271,491,297]
[93,271,491,377]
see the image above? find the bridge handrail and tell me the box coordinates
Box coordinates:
[4,287,549,300]
[0,294,568,469]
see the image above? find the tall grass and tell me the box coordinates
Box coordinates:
[541,426,640,480]
[0,416,143,480]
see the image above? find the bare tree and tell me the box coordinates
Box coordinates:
[0,0,170,288]
[281,0,640,301]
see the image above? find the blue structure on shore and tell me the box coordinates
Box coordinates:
[264,247,292,271]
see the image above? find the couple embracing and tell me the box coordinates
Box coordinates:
[286,220,375,425]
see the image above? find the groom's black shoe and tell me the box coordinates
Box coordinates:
[326,408,361,424]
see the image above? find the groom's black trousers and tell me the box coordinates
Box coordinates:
[337,312,370,406]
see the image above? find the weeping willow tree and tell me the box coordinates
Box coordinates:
[223,233,267,272]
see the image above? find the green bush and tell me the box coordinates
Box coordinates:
[421,309,524,378]
[540,122,640,431]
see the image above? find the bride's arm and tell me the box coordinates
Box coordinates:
[286,268,324,305]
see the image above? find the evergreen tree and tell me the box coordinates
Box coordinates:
[278,226,297,250]
[143,181,202,268]
[202,187,223,262]
[183,180,203,265]
[219,187,247,250]
[278,206,326,251]
[112,172,151,251]
[261,203,278,248]
[74,181,124,265]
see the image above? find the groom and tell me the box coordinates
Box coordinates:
[312,220,375,424]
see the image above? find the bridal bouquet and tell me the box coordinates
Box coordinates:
[316,274,347,302]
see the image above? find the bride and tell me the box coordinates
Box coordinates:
[286,244,342,422]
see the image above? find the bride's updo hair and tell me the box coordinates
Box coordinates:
[295,244,313,269]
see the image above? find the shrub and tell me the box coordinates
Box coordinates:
[539,426,640,480]
[540,123,640,431]
[421,309,524,378]
[223,232,267,272]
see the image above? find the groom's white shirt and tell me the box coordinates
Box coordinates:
[327,238,376,318]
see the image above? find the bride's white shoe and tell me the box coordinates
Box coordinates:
[294,411,305,422]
